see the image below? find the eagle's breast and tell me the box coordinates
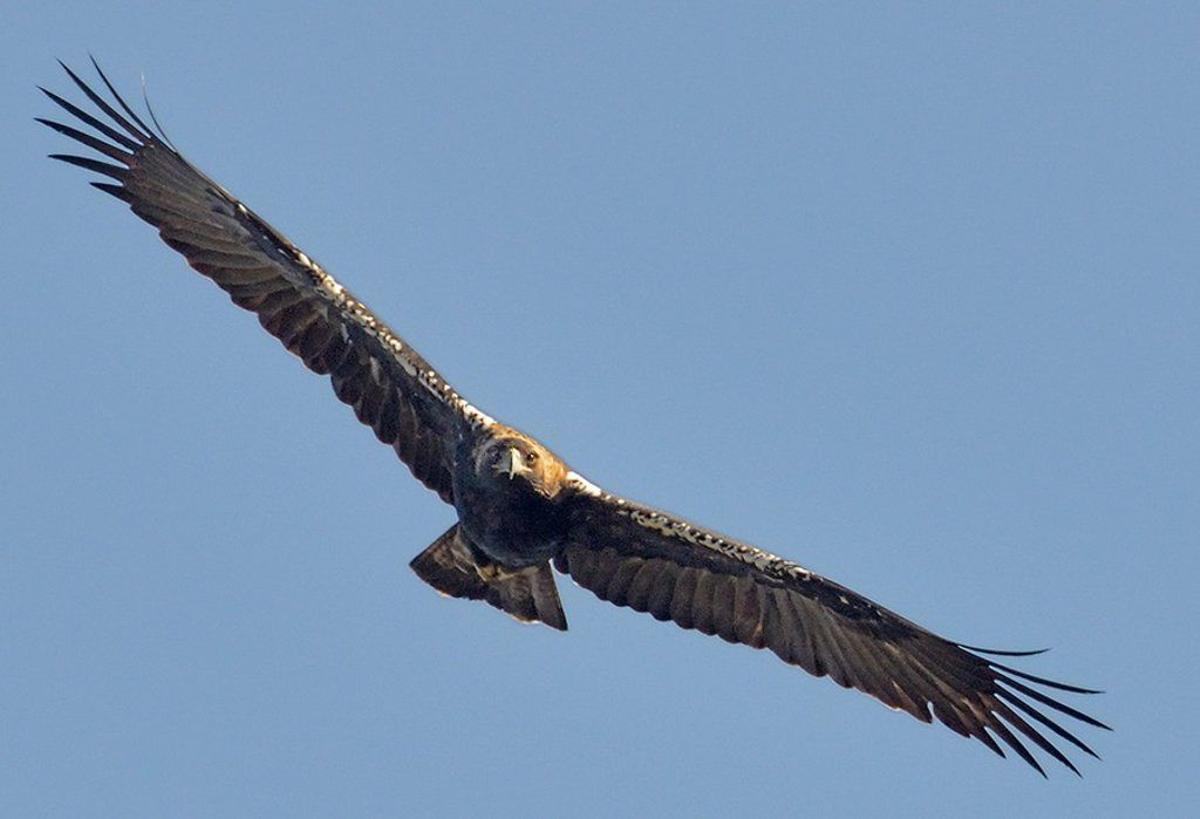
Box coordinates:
[451,426,573,568]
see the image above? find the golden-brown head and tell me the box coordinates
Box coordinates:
[472,426,568,500]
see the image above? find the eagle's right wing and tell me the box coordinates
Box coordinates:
[41,60,493,503]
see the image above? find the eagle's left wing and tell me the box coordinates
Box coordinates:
[557,477,1107,775]
[40,60,492,503]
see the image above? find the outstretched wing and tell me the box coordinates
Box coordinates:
[40,60,494,502]
[558,477,1108,776]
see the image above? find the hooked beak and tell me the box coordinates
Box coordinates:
[494,447,532,480]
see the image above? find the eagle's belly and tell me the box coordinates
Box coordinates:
[454,487,567,569]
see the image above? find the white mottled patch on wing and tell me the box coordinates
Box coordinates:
[617,503,814,580]
[461,403,495,428]
[277,243,493,430]
[565,471,603,496]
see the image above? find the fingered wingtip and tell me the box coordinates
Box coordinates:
[140,69,175,148]
[87,53,107,78]
[959,643,1052,658]
[57,58,84,84]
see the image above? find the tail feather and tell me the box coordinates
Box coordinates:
[410,524,567,631]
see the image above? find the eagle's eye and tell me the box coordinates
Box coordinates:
[525,450,539,463]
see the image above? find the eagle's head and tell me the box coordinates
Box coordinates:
[473,429,568,500]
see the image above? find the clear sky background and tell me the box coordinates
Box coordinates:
[3,3,1197,816]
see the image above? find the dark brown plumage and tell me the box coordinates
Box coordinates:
[41,59,1108,776]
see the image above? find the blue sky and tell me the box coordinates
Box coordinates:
[3,2,1197,816]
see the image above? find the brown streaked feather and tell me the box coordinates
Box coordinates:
[41,61,496,505]
[645,562,678,622]
[623,559,664,612]
[558,487,1108,776]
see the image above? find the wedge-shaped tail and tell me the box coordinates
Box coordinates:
[411,525,567,631]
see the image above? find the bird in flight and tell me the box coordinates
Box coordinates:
[41,58,1107,776]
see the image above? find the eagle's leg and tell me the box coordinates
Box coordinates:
[474,559,518,583]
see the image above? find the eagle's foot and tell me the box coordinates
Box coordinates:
[475,560,517,583]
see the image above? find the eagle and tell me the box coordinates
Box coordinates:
[41,59,1107,776]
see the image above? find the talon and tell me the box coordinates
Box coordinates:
[476,561,515,583]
